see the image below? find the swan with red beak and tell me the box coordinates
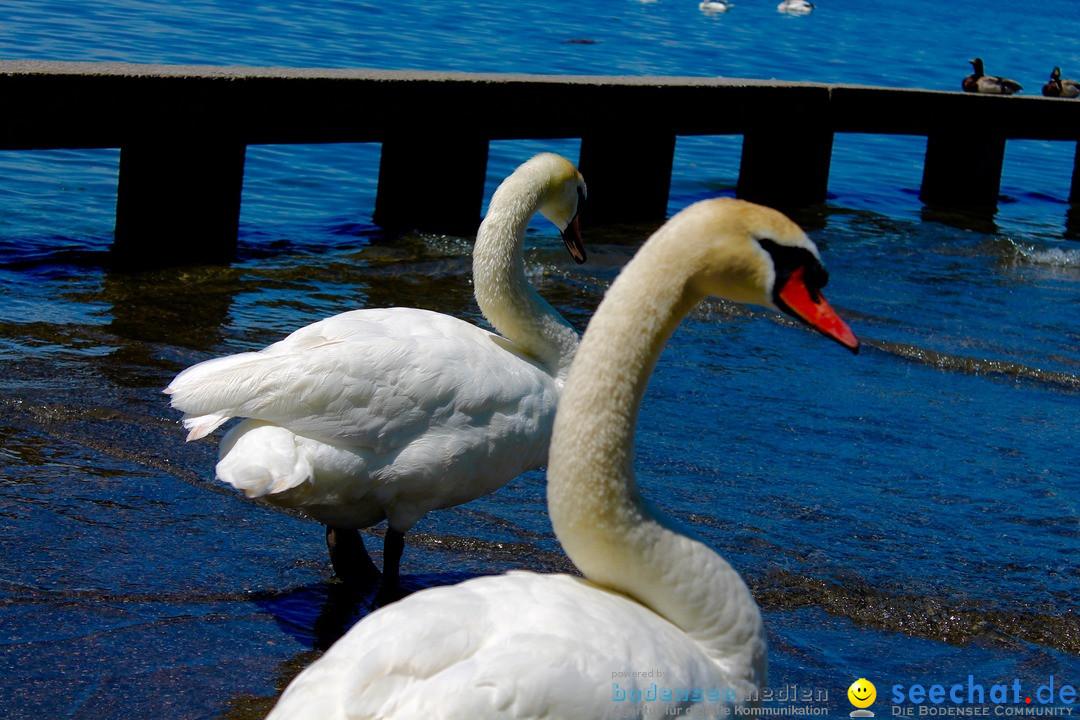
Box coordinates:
[265,197,859,719]
[759,237,859,352]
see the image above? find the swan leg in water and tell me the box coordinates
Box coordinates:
[164,153,587,602]
[324,527,380,585]
[377,528,406,600]
[326,526,406,603]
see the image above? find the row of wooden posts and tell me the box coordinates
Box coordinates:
[3,61,1080,264]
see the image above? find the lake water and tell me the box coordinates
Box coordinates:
[0,1,1078,718]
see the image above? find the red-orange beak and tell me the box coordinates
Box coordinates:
[776,266,860,353]
[561,213,586,264]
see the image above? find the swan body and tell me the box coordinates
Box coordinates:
[962,57,1022,94]
[1042,66,1080,98]
[266,198,859,719]
[193,308,561,524]
[777,0,813,15]
[165,153,587,595]
[699,0,732,13]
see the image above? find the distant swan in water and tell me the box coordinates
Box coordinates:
[777,0,814,15]
[165,153,587,602]
[264,198,859,719]
[1042,67,1080,98]
[699,0,732,13]
[962,57,1022,95]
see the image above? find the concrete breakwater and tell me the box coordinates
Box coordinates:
[3,60,1079,264]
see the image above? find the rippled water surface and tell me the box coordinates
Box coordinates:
[1,1,1078,718]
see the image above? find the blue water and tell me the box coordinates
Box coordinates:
[1,1,1078,718]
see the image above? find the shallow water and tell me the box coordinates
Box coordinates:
[2,208,1077,717]
[1,0,1079,718]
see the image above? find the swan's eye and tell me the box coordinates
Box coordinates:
[758,238,828,302]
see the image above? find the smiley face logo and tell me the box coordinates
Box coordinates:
[848,678,877,709]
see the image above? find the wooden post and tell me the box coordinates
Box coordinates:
[737,129,834,209]
[578,131,676,225]
[736,88,833,209]
[1064,206,1080,240]
[1070,140,1080,205]
[920,130,1006,208]
[374,135,489,236]
[114,140,246,266]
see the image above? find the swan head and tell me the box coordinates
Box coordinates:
[532,153,588,264]
[677,198,859,353]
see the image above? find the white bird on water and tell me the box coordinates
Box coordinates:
[777,0,814,15]
[265,197,860,718]
[699,0,732,13]
[165,153,587,602]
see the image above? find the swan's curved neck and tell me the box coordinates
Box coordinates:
[473,174,578,378]
[547,225,766,685]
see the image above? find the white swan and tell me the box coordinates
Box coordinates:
[777,0,814,15]
[699,0,732,14]
[165,153,587,600]
[265,197,859,718]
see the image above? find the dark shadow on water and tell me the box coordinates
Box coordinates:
[103,265,236,342]
[783,203,829,233]
[0,240,112,271]
[1065,204,1080,241]
[254,582,372,652]
[577,217,663,247]
[919,204,1000,235]
[252,571,479,651]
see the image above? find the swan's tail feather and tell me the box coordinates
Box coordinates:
[183,414,232,442]
[164,352,270,438]
[217,420,314,498]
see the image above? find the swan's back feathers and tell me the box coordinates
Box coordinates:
[166,307,558,452]
[268,572,742,720]
[166,307,562,527]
